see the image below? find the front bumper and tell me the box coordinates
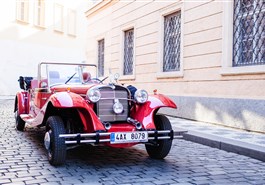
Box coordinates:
[59,130,187,145]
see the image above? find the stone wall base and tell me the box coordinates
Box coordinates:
[159,96,265,133]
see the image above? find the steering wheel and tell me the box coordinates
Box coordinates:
[91,76,108,84]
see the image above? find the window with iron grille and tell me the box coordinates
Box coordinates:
[233,0,265,67]
[123,29,134,75]
[163,11,181,72]
[98,39,104,77]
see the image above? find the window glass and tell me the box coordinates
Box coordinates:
[233,0,265,66]
[123,29,134,75]
[16,0,29,22]
[98,39,105,77]
[163,11,181,72]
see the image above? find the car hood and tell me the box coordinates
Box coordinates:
[51,84,97,95]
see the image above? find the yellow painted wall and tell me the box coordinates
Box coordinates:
[85,0,265,100]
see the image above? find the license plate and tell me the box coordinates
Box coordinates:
[110,131,148,144]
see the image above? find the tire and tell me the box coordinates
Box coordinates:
[145,114,172,159]
[45,116,66,166]
[15,106,25,131]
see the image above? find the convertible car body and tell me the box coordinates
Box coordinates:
[14,62,184,165]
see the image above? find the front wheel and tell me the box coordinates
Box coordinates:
[15,105,25,131]
[145,115,173,159]
[44,116,66,166]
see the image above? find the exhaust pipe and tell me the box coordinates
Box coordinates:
[103,122,111,130]
[127,117,142,130]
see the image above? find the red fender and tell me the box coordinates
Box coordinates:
[49,92,105,131]
[15,92,28,114]
[130,94,177,129]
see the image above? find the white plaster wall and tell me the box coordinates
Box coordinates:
[0,0,88,95]
[0,40,85,95]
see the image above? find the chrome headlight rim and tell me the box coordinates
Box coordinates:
[87,89,101,103]
[134,89,148,104]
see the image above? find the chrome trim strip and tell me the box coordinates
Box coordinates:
[59,130,187,145]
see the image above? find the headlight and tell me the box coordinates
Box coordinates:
[134,89,148,103]
[87,89,101,103]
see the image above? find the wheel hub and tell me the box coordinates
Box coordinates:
[44,131,51,150]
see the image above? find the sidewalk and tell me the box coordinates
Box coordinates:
[169,116,265,162]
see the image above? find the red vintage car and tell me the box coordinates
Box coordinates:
[14,62,184,165]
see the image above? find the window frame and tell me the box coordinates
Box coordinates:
[34,0,45,28]
[97,39,105,77]
[233,0,265,67]
[67,9,77,37]
[53,3,64,33]
[157,3,184,79]
[123,29,134,76]
[119,24,136,81]
[221,0,265,75]
[16,0,29,23]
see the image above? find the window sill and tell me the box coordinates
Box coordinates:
[54,29,64,34]
[16,19,29,25]
[67,33,76,38]
[156,71,183,79]
[119,74,135,81]
[220,65,265,76]
[34,24,46,30]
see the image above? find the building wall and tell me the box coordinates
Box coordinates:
[0,0,88,95]
[85,0,265,132]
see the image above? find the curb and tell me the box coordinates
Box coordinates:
[182,130,265,162]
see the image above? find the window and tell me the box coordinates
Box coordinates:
[67,9,76,36]
[233,0,265,66]
[16,0,29,23]
[98,39,104,77]
[34,0,45,27]
[163,11,181,72]
[54,4,64,32]
[123,29,134,75]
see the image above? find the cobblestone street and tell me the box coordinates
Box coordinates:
[1,99,265,185]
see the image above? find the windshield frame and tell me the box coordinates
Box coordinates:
[37,62,98,89]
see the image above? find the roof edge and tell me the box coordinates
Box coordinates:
[85,0,114,18]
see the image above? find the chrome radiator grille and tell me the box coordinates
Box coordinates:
[97,88,129,122]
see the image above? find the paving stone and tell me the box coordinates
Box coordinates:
[0,179,11,184]
[11,176,35,182]
[0,99,265,185]
[153,179,177,184]
[132,183,155,185]
[24,178,48,184]
[2,182,26,185]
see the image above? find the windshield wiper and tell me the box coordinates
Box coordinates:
[65,73,76,84]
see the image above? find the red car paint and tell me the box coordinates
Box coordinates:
[15,62,177,149]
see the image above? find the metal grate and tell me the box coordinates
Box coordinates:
[123,29,134,75]
[163,11,181,72]
[98,39,104,77]
[97,88,128,122]
[233,0,265,66]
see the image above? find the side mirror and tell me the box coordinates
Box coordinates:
[18,76,25,90]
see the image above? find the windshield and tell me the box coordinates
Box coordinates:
[38,63,97,87]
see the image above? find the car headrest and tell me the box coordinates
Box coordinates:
[49,71,60,78]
